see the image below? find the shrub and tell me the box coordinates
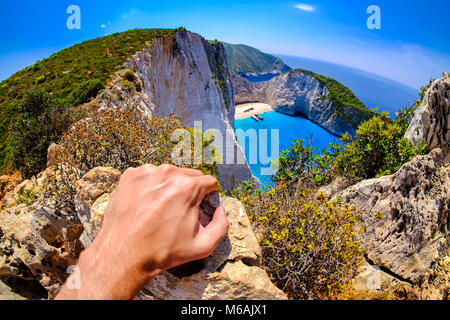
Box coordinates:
[120,80,134,93]
[15,189,36,206]
[10,90,72,178]
[70,79,105,105]
[335,111,426,181]
[273,137,340,188]
[235,183,362,300]
[123,69,137,82]
[58,108,219,179]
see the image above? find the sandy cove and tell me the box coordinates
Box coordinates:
[235,103,274,120]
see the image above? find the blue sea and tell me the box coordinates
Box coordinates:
[235,111,338,188]
[234,56,420,188]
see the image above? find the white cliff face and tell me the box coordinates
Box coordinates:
[405,76,450,153]
[233,71,360,136]
[266,72,355,136]
[100,31,256,190]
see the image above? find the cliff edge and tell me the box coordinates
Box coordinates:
[233,69,374,136]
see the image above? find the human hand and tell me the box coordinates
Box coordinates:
[56,164,229,300]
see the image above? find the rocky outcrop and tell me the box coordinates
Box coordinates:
[331,148,449,295]
[76,167,287,300]
[0,166,84,299]
[233,70,365,136]
[321,76,450,299]
[0,171,22,208]
[405,76,450,153]
[99,31,256,190]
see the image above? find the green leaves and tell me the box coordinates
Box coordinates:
[11,91,72,178]
[70,79,105,105]
[335,105,427,181]
[272,100,427,187]
[273,136,338,187]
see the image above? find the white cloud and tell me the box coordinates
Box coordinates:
[294,4,316,12]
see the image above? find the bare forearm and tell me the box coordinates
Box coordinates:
[55,236,157,300]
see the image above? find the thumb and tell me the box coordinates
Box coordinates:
[193,206,229,259]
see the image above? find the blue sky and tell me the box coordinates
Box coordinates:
[0,0,449,89]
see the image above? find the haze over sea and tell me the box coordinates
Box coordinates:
[235,56,420,188]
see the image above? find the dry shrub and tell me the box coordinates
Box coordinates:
[236,182,363,300]
[58,107,219,180]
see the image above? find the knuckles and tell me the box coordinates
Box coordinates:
[158,164,177,175]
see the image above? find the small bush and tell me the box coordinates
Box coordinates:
[273,137,339,187]
[123,70,137,82]
[70,79,105,105]
[15,189,36,206]
[120,80,134,93]
[34,75,46,84]
[335,111,426,181]
[235,183,362,300]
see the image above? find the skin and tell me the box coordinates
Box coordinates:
[55,164,229,300]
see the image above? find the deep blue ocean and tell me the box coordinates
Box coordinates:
[234,56,420,188]
[235,111,338,188]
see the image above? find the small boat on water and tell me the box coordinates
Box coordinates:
[255,114,264,120]
[251,115,260,121]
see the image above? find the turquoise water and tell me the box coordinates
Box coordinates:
[235,111,339,188]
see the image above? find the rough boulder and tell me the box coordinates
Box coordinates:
[405,76,449,153]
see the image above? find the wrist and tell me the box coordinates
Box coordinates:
[57,234,159,300]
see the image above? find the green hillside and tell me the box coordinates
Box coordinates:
[0,28,176,173]
[288,69,375,128]
[222,42,291,75]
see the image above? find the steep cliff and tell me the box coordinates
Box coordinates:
[0,29,256,189]
[97,31,256,189]
[405,76,449,153]
[233,69,374,136]
[0,29,176,173]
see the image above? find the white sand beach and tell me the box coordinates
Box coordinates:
[235,103,273,119]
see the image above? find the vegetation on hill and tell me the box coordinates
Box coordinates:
[222,42,291,75]
[9,91,73,178]
[0,28,175,174]
[288,69,375,128]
